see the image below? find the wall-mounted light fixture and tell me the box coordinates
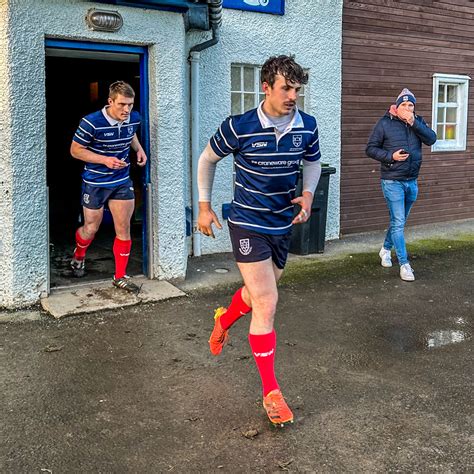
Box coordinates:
[85,8,123,32]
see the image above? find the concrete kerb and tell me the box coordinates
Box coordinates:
[1,218,473,321]
[178,218,474,293]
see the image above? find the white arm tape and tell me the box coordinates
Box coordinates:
[302,159,322,196]
[197,143,224,202]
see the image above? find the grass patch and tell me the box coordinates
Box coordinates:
[281,237,474,286]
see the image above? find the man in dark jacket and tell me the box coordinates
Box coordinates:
[366,88,437,281]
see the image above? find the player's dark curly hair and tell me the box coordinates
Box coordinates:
[260,55,308,87]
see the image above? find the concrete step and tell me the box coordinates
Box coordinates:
[41,277,185,319]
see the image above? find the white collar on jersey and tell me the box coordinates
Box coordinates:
[101,106,131,126]
[257,100,304,131]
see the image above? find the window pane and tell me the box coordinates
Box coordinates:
[437,125,444,140]
[243,93,255,112]
[231,93,241,115]
[445,124,456,140]
[259,93,265,103]
[243,67,255,92]
[438,84,445,103]
[437,107,445,123]
[432,75,470,151]
[447,85,457,103]
[231,66,241,91]
[446,107,457,123]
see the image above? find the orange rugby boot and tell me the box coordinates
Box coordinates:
[209,307,229,356]
[263,389,294,427]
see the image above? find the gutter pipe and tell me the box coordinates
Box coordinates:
[189,0,222,257]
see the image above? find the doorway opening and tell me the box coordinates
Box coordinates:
[45,43,149,290]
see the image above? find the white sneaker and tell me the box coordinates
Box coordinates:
[379,247,392,268]
[400,263,415,281]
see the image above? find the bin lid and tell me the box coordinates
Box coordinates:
[321,165,336,175]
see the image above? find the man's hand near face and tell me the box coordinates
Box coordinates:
[397,107,414,126]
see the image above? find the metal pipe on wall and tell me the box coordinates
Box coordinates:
[189,0,222,257]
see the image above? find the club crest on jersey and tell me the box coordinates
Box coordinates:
[239,238,252,256]
[83,193,90,204]
[292,134,303,148]
[128,126,134,135]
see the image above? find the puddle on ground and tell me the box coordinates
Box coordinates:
[382,327,471,352]
[425,330,469,349]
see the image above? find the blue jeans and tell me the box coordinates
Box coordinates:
[381,179,418,266]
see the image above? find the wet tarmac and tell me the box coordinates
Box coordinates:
[1,236,473,472]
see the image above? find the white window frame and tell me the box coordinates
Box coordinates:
[230,64,306,115]
[431,73,470,152]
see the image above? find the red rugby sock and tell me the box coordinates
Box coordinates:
[248,330,279,396]
[73,229,93,260]
[220,287,252,330]
[113,238,132,280]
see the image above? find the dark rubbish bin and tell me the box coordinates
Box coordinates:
[289,165,336,255]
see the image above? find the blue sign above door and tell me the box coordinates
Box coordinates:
[223,0,285,15]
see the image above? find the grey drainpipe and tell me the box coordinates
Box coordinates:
[189,0,222,257]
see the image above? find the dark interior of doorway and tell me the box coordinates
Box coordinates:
[46,54,144,289]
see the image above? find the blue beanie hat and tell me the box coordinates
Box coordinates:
[396,88,416,108]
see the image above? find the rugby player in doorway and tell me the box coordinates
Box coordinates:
[70,81,147,293]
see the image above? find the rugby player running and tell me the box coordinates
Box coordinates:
[197,55,322,426]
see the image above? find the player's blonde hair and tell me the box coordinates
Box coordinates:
[109,81,135,100]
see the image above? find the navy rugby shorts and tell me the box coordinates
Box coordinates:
[228,222,292,269]
[81,180,135,210]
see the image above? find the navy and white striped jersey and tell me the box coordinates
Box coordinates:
[209,103,321,235]
[73,107,141,188]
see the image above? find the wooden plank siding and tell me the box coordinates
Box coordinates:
[340,0,474,235]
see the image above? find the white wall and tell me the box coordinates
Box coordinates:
[190,0,343,255]
[0,0,342,308]
[0,0,190,308]
[0,1,15,307]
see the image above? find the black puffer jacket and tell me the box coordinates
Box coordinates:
[366,111,437,180]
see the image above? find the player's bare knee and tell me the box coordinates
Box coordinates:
[114,223,130,238]
[253,293,278,317]
[83,223,99,238]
